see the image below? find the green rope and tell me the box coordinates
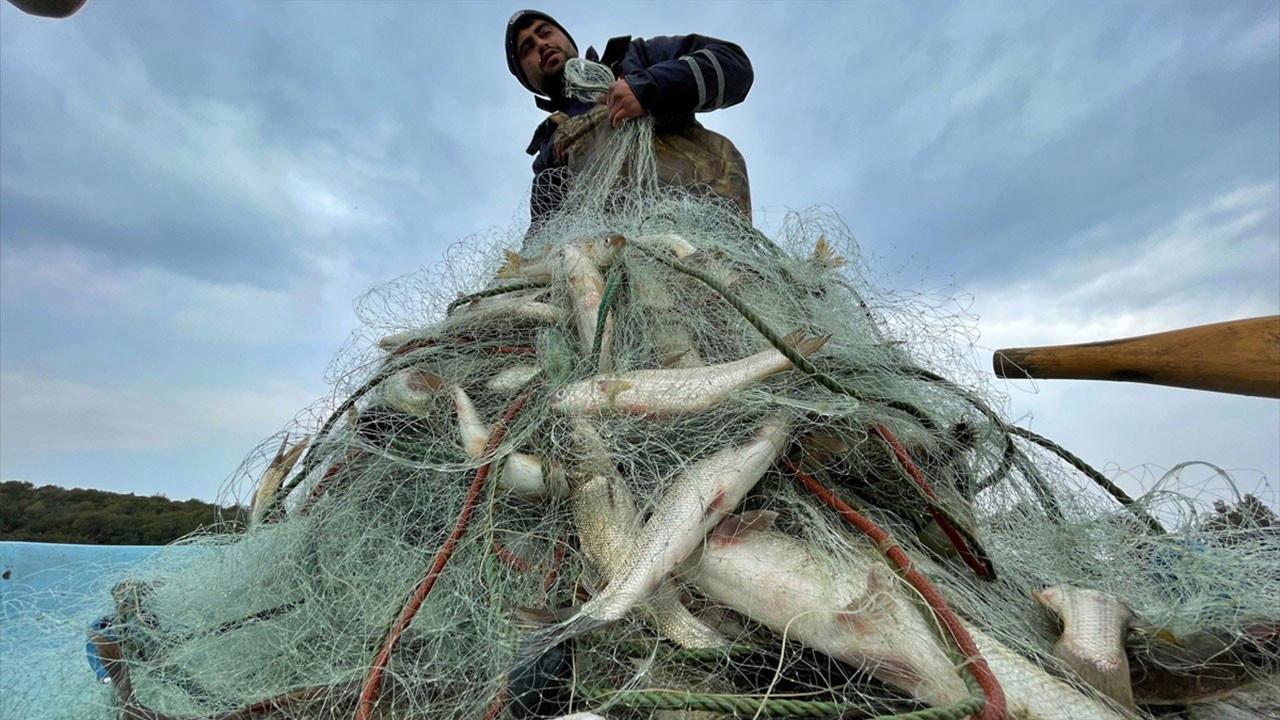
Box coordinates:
[1010,425,1166,534]
[445,280,548,315]
[590,264,623,367]
[900,365,1063,523]
[630,242,938,430]
[576,685,984,719]
[630,239,992,573]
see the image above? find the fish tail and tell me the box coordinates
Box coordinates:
[512,609,611,678]
[779,330,831,359]
[794,332,832,358]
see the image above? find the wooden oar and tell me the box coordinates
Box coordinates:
[993,315,1280,398]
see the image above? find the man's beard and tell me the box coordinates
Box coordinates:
[542,67,566,100]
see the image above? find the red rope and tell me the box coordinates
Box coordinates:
[785,458,1007,720]
[491,538,533,573]
[871,424,991,579]
[480,686,508,720]
[541,535,568,594]
[353,388,536,720]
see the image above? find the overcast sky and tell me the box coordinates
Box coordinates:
[1,1,1276,514]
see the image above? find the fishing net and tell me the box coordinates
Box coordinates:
[9,59,1278,720]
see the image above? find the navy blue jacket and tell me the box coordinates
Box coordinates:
[526,34,753,219]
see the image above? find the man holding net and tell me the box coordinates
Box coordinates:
[506,10,755,227]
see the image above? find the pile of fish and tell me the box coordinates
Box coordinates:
[309,230,1271,719]
[91,220,1273,720]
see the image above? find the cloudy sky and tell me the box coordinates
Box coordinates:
[1,1,1276,512]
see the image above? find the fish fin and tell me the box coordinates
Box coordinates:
[660,349,692,368]
[1130,618,1180,647]
[866,653,923,694]
[597,379,634,404]
[835,565,899,632]
[796,332,832,358]
[514,604,582,629]
[512,611,612,687]
[779,330,831,358]
[709,510,778,547]
[496,250,523,278]
[268,434,291,464]
[546,462,570,498]
[276,436,309,473]
[407,369,445,394]
[813,235,846,269]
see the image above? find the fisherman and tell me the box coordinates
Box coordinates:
[505,9,755,228]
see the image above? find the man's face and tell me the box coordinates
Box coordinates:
[516,19,577,95]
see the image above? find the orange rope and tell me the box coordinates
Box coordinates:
[786,458,1007,720]
[872,424,992,579]
[541,536,568,594]
[490,538,533,573]
[353,387,536,720]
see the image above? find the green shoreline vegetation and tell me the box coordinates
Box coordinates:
[0,481,243,545]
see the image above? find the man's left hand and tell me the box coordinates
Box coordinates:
[603,78,646,128]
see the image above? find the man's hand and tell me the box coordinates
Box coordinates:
[602,77,646,128]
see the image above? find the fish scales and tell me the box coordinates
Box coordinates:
[1035,585,1138,710]
[446,289,563,329]
[549,333,827,416]
[559,244,614,372]
[568,422,727,648]
[687,516,1133,720]
[516,416,789,664]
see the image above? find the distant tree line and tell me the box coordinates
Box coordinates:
[0,481,243,545]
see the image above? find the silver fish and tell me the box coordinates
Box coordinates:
[1131,623,1277,705]
[455,387,563,500]
[496,235,625,282]
[377,328,425,352]
[634,232,699,259]
[566,422,727,649]
[688,515,1131,719]
[249,435,309,526]
[446,289,563,329]
[559,243,615,372]
[684,511,969,707]
[549,332,828,416]
[486,364,541,395]
[518,415,789,660]
[1034,585,1140,710]
[381,367,444,416]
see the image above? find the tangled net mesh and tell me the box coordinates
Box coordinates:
[6,59,1278,720]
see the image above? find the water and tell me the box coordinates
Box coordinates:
[1,541,161,720]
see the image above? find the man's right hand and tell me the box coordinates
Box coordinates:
[601,78,646,128]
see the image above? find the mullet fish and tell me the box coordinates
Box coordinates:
[687,514,1132,720]
[559,243,615,372]
[249,435,309,526]
[1034,585,1157,710]
[565,421,727,648]
[486,364,541,395]
[549,332,828,417]
[446,289,563,330]
[454,387,563,500]
[517,415,789,665]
